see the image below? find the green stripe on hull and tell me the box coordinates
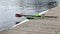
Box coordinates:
[34,13,40,16]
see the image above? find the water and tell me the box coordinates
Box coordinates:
[0,0,26,31]
[20,0,58,15]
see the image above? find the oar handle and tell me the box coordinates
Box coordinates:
[15,14,23,17]
[15,14,35,17]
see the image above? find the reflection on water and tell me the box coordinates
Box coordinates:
[20,0,58,15]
